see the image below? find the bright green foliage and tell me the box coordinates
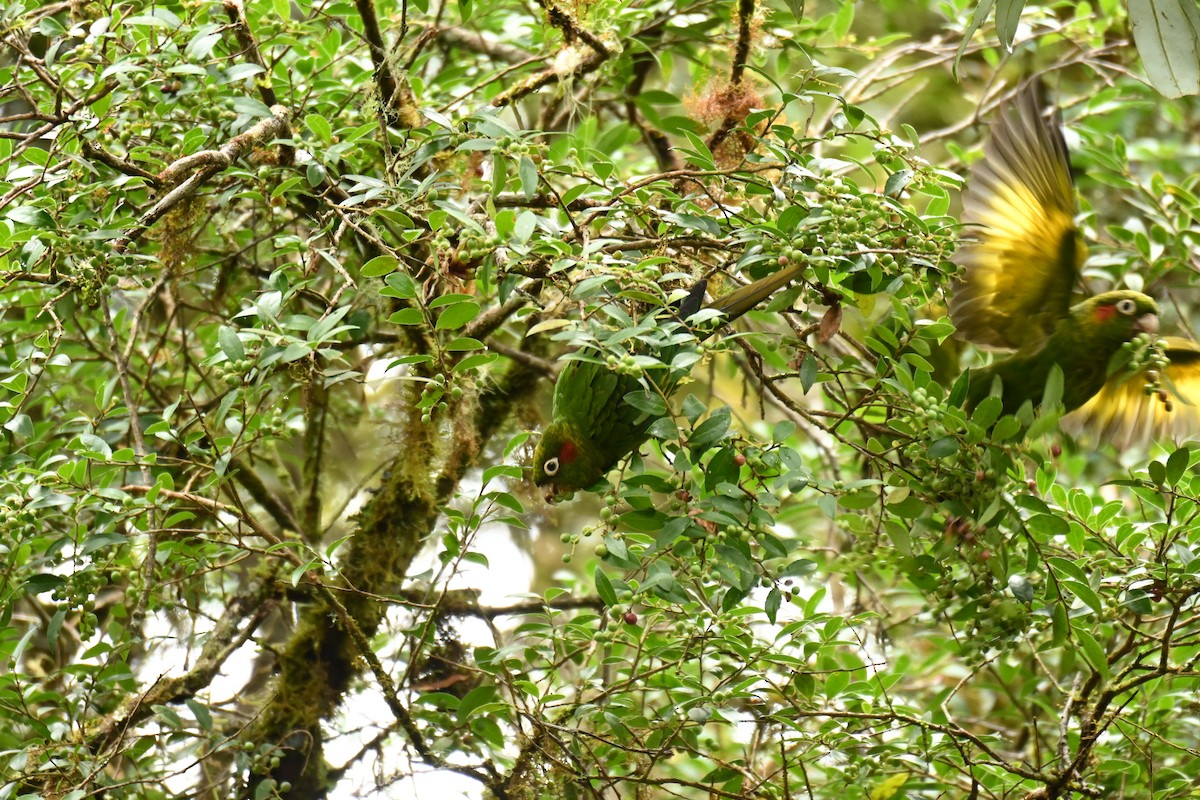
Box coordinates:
[2,0,1200,799]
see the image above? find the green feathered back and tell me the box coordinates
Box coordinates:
[533,263,806,496]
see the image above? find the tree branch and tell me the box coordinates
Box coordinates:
[114,105,291,253]
[223,0,295,165]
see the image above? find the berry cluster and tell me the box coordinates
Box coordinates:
[50,568,109,640]
[925,520,1039,658]
[216,355,258,386]
[1121,335,1174,410]
[775,178,951,290]
[605,352,650,379]
[431,230,503,272]
[418,373,464,424]
[895,387,1011,516]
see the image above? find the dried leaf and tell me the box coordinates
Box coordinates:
[818,304,842,344]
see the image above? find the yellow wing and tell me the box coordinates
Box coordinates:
[1068,337,1200,446]
[950,82,1086,351]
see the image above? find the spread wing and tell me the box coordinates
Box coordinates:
[1067,337,1200,446]
[950,82,1085,351]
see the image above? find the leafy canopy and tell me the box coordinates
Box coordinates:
[1,0,1200,799]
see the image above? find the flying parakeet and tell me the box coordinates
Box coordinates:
[951,82,1200,440]
[532,263,805,499]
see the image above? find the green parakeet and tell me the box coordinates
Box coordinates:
[951,82,1200,438]
[532,263,805,499]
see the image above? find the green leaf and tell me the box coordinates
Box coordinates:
[948,368,971,408]
[490,153,509,198]
[681,394,706,424]
[927,436,958,459]
[1047,556,1088,583]
[1028,514,1070,537]
[799,354,818,393]
[1041,363,1064,410]
[305,113,332,142]
[446,337,485,351]
[953,0,996,78]
[185,27,222,60]
[1051,601,1068,645]
[824,669,849,699]
[514,211,536,244]
[764,588,781,624]
[361,256,399,278]
[594,567,617,606]
[704,447,738,491]
[780,559,816,578]
[1123,589,1153,615]
[456,685,499,722]
[4,413,32,437]
[389,308,425,325]
[972,395,1003,429]
[1148,459,1166,486]
[383,271,418,299]
[518,155,538,199]
[78,433,112,458]
[436,301,481,330]
[773,420,796,442]
[1166,445,1189,486]
[623,389,668,416]
[281,342,311,363]
[884,170,912,197]
[689,407,731,450]
[218,326,245,361]
[24,573,66,593]
[1062,579,1104,617]
[994,0,1025,50]
[454,352,499,372]
[186,698,214,730]
[992,415,1023,442]
[1074,628,1111,679]
[5,206,55,227]
[1130,0,1200,98]
[1,372,27,393]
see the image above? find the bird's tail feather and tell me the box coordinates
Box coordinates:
[708,262,806,321]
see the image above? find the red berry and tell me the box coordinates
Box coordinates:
[1051,444,1062,457]
[734,453,747,466]
[623,612,638,625]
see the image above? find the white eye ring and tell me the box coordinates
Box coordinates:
[1116,298,1138,315]
[543,458,560,476]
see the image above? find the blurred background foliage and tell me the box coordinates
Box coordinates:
[1,0,1200,797]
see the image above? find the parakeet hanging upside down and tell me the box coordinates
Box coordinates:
[951,82,1200,440]
[532,263,805,499]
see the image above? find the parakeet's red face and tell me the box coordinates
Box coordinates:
[536,438,577,484]
[1079,291,1159,343]
[532,422,600,500]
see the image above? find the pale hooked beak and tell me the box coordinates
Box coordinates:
[1136,313,1159,335]
[541,485,571,504]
